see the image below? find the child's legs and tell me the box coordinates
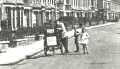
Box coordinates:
[82,44,87,53]
[83,44,88,54]
[61,38,69,53]
[75,41,79,51]
[85,44,88,53]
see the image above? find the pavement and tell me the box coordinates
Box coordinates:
[0,22,115,65]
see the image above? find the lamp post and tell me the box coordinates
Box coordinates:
[54,0,57,22]
[53,0,56,31]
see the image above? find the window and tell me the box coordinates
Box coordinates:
[66,13,70,16]
[24,0,28,3]
[66,0,70,4]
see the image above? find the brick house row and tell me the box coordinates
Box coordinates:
[0,0,120,32]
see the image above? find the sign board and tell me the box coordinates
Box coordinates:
[47,29,54,34]
[47,36,57,46]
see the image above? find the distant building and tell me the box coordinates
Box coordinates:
[110,0,120,21]
[57,0,98,18]
[97,0,120,21]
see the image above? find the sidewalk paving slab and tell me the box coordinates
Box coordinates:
[0,22,115,65]
[0,40,44,65]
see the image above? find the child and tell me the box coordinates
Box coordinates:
[74,27,80,52]
[79,27,89,54]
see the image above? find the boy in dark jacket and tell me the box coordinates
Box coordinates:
[74,27,80,52]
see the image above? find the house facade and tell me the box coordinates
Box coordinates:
[97,0,120,21]
[0,0,120,32]
[0,0,56,31]
[0,0,24,31]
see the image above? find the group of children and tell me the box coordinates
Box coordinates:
[56,21,89,54]
[74,26,89,54]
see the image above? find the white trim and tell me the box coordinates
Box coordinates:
[3,4,15,7]
[33,9,40,12]
[45,10,51,12]
[64,10,72,12]
[16,5,23,8]
[24,7,32,9]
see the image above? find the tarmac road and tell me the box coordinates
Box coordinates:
[0,23,120,69]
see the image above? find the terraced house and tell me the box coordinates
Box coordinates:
[97,0,120,22]
[0,0,56,32]
[109,0,120,21]
[23,0,56,28]
[0,0,24,31]
[0,0,120,33]
[56,0,97,18]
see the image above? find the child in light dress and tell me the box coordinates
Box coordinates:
[79,27,89,54]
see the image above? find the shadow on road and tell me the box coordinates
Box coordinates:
[0,59,24,66]
[27,52,86,60]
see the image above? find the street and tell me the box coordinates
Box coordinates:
[0,23,120,69]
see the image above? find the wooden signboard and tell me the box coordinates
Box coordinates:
[44,23,63,55]
[47,29,54,34]
[44,23,57,46]
[47,36,57,46]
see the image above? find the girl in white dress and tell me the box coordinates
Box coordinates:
[79,27,89,54]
